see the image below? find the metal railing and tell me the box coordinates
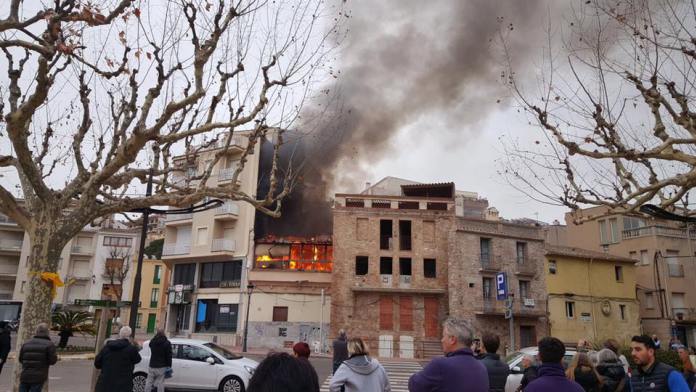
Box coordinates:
[215,202,240,216]
[480,254,499,270]
[163,243,191,256]
[211,239,236,252]
[165,213,193,222]
[0,239,22,252]
[623,225,696,239]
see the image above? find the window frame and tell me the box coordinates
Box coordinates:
[272,306,289,322]
[150,288,159,308]
[423,258,436,278]
[565,301,575,319]
[614,266,624,282]
[355,256,369,276]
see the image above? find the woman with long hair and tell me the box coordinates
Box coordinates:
[595,348,627,392]
[329,338,391,392]
[678,346,695,390]
[567,352,602,392]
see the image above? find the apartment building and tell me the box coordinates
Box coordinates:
[134,257,170,334]
[544,245,640,345]
[162,133,259,346]
[562,206,696,347]
[332,182,456,359]
[0,213,24,301]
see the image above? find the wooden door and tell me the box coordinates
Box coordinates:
[424,297,439,338]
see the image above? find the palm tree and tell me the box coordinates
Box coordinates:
[51,310,96,348]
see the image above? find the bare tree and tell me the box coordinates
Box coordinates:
[0,1,339,388]
[102,246,131,303]
[500,0,696,221]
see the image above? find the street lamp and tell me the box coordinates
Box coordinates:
[243,283,255,352]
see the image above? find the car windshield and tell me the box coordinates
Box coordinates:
[506,352,525,365]
[203,343,242,360]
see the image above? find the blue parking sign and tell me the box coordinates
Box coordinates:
[496,272,508,300]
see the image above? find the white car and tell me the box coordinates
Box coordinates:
[504,346,577,392]
[132,338,258,392]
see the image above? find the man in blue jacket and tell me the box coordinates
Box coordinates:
[525,337,583,392]
[408,317,488,392]
[629,335,690,392]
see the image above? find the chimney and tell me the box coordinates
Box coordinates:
[365,182,372,194]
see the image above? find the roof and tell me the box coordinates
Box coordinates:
[401,182,455,198]
[545,245,635,263]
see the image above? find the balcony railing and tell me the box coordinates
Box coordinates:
[0,215,15,225]
[70,269,92,280]
[480,254,499,271]
[515,261,538,276]
[0,239,22,252]
[478,297,546,317]
[162,243,191,256]
[623,225,696,240]
[215,202,240,216]
[673,307,696,321]
[70,245,93,255]
[218,166,241,182]
[211,239,236,252]
[165,213,193,222]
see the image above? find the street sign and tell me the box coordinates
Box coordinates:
[504,309,512,320]
[496,272,508,300]
[73,299,139,307]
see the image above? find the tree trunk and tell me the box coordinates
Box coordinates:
[12,213,66,392]
[58,335,69,349]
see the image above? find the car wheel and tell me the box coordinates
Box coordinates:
[132,372,148,392]
[219,376,244,392]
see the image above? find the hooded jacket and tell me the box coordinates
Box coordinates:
[329,355,391,392]
[148,334,172,368]
[596,361,627,392]
[19,335,57,384]
[525,363,585,392]
[94,338,141,392]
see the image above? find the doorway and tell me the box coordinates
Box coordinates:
[520,326,536,349]
[147,314,157,334]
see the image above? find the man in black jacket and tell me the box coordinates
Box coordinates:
[18,323,58,392]
[94,326,141,392]
[145,329,173,392]
[0,322,11,375]
[332,329,348,374]
[478,333,510,392]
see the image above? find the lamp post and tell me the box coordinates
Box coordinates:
[243,283,255,352]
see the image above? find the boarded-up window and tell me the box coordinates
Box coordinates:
[400,296,413,331]
[272,306,288,322]
[379,296,393,330]
[357,218,369,241]
[423,221,435,243]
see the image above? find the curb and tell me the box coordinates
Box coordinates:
[7,352,95,361]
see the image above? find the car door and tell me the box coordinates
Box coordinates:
[178,344,220,390]
[164,344,186,389]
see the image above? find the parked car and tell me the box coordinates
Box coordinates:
[132,338,258,392]
[505,346,577,392]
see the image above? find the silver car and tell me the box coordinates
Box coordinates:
[505,347,577,392]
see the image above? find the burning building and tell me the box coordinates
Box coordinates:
[246,135,333,350]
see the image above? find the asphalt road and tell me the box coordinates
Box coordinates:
[0,354,334,392]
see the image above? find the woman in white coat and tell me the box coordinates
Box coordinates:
[329,337,391,392]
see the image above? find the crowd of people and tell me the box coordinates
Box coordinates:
[2,317,695,392]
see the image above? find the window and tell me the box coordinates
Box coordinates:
[480,238,491,264]
[196,227,208,245]
[623,216,644,230]
[519,280,530,299]
[565,301,575,318]
[153,265,161,284]
[399,296,413,331]
[103,236,133,247]
[380,220,393,250]
[666,250,683,277]
[482,278,493,300]
[355,256,369,275]
[380,257,393,275]
[399,258,412,276]
[173,263,196,285]
[136,313,142,329]
[356,218,369,241]
[516,242,527,264]
[645,292,655,309]
[640,250,649,265]
[272,306,289,322]
[609,218,619,243]
[20,281,25,293]
[423,221,435,243]
[619,304,626,321]
[424,259,436,278]
[614,266,624,282]
[200,261,242,288]
[195,300,238,332]
[379,296,393,330]
[181,345,213,362]
[399,220,412,251]
[548,260,557,274]
[599,219,619,244]
[150,288,159,308]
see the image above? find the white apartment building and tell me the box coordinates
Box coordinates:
[162,133,259,346]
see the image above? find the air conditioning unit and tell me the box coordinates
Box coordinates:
[523,298,536,307]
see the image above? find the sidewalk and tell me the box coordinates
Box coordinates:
[7,351,95,361]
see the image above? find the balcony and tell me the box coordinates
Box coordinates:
[70,245,93,255]
[477,297,546,318]
[164,213,193,224]
[0,239,22,252]
[214,202,239,220]
[515,261,538,276]
[218,166,241,182]
[163,243,191,256]
[211,239,236,252]
[623,225,696,240]
[673,308,696,322]
[70,268,92,280]
[479,254,500,272]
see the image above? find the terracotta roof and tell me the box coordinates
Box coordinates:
[545,245,635,263]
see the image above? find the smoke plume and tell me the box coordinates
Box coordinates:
[298,0,561,193]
